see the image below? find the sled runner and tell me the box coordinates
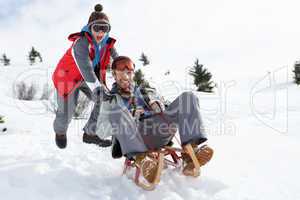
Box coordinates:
[120,143,213,190]
[122,151,164,191]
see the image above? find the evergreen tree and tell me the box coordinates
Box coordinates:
[139,52,150,66]
[28,47,42,65]
[134,69,150,88]
[0,54,10,66]
[0,115,4,123]
[293,61,300,85]
[164,70,170,76]
[189,59,215,93]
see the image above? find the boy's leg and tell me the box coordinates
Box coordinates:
[53,87,80,149]
[53,88,79,136]
[79,83,98,135]
[80,83,111,147]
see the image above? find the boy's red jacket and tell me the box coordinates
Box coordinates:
[52,32,116,99]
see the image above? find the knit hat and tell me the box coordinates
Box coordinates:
[88,4,110,26]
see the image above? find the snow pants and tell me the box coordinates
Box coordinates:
[53,82,100,136]
[113,92,207,158]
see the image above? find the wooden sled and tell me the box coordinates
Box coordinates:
[122,144,202,190]
[123,152,164,191]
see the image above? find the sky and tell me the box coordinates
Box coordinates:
[1,0,300,81]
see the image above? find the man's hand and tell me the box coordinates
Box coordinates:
[149,100,165,113]
[134,107,145,116]
[132,107,145,122]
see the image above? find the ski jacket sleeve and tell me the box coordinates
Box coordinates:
[73,37,101,92]
[110,46,119,60]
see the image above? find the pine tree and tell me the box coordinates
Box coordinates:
[28,47,43,65]
[164,70,170,76]
[134,69,150,88]
[293,61,300,85]
[139,52,150,66]
[189,59,215,92]
[0,54,10,66]
[0,116,4,123]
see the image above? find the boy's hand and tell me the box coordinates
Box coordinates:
[92,86,103,102]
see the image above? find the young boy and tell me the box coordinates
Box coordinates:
[52,4,118,149]
[96,56,213,187]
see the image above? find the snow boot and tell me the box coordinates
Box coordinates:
[55,134,67,149]
[82,133,112,147]
[182,144,214,177]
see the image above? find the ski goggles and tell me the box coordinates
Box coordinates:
[115,63,135,71]
[91,23,110,33]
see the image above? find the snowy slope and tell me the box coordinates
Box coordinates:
[0,65,300,200]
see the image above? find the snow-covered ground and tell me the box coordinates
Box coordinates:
[0,65,300,200]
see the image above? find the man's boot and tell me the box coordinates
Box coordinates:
[125,152,164,190]
[182,144,214,177]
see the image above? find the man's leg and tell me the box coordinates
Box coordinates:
[163,92,213,176]
[138,114,176,150]
[111,108,148,158]
[130,91,206,150]
[53,88,79,148]
[115,115,164,189]
[163,91,207,146]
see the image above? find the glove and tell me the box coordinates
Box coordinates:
[139,110,155,121]
[103,91,116,102]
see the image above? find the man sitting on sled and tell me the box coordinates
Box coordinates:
[96,56,214,189]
